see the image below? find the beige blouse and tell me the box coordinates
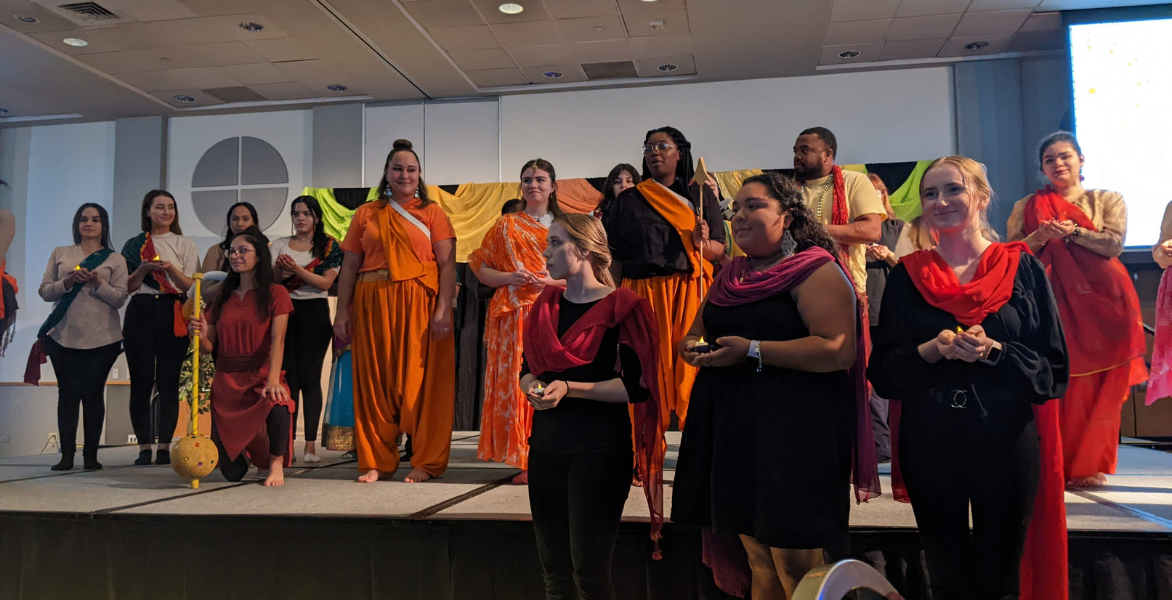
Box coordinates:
[1153,202,1172,268]
[39,245,129,349]
[1006,189,1127,258]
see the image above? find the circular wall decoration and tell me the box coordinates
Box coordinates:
[191,136,289,234]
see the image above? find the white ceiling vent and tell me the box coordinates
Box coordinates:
[36,1,131,27]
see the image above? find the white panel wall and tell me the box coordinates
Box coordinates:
[501,67,957,179]
[424,100,500,185]
[364,103,425,187]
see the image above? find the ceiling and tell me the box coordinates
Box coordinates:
[0,0,1165,125]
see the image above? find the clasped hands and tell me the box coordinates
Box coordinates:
[933,325,996,363]
[680,336,751,368]
[526,380,568,410]
[65,267,103,288]
[1035,219,1076,242]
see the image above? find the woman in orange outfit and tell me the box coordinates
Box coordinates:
[333,139,457,484]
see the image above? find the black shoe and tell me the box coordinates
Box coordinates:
[83,456,102,470]
[155,449,171,465]
[135,450,152,465]
[51,454,74,471]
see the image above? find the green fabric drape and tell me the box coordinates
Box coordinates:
[887,160,933,223]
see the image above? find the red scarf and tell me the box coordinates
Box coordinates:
[900,242,1029,327]
[524,286,665,558]
[141,234,188,337]
[1023,187,1145,376]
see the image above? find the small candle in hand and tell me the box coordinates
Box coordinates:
[152,255,161,262]
[74,265,81,271]
[693,336,711,353]
[532,384,545,396]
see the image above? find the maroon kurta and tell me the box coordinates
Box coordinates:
[210,284,295,468]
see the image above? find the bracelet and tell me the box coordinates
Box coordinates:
[749,340,763,372]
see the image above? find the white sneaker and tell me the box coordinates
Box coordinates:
[304,453,321,463]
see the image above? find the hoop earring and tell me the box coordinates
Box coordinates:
[780,229,797,257]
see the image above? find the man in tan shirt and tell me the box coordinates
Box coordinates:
[792,127,885,295]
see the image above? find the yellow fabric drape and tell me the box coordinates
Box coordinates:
[712,169,763,201]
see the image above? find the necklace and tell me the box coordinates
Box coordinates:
[809,173,834,222]
[741,246,791,281]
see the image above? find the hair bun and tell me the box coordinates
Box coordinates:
[392,139,413,151]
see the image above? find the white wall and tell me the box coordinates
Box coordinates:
[363,99,500,187]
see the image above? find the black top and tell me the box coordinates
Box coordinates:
[865,218,904,325]
[867,254,1069,422]
[522,294,649,453]
[604,179,726,280]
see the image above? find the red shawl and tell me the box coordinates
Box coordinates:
[900,241,1068,600]
[141,234,188,337]
[1023,188,1145,376]
[524,286,665,558]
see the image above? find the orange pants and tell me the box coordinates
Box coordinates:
[623,273,703,430]
[1060,358,1146,480]
[352,278,455,477]
[477,305,533,469]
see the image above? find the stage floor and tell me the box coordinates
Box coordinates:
[1,432,1171,535]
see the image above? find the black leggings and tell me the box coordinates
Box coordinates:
[528,448,633,600]
[45,340,122,457]
[900,405,1039,600]
[283,298,333,442]
[123,294,189,446]
[211,408,291,482]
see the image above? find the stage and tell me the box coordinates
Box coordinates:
[2,433,1171,599]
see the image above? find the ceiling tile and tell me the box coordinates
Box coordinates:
[571,39,632,63]
[303,79,365,96]
[115,0,200,22]
[449,48,517,70]
[879,37,947,60]
[146,17,237,45]
[150,88,224,107]
[187,42,267,66]
[272,59,350,81]
[543,0,617,19]
[967,0,1041,10]
[896,0,972,17]
[830,0,901,22]
[0,1,79,33]
[627,33,691,59]
[520,64,588,84]
[938,32,1013,57]
[556,15,627,43]
[633,54,695,77]
[953,8,1032,35]
[217,14,288,41]
[249,81,317,100]
[402,0,484,28]
[508,44,572,67]
[467,67,529,87]
[121,67,239,91]
[888,14,962,41]
[243,38,317,62]
[75,23,170,51]
[79,48,208,74]
[825,19,892,45]
[490,20,564,47]
[818,42,882,65]
[1019,11,1061,31]
[467,0,552,24]
[176,0,255,17]
[617,0,687,14]
[624,9,690,37]
[28,30,121,55]
[428,25,502,51]
[222,63,296,85]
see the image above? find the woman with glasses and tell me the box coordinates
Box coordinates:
[603,127,725,430]
[189,227,294,486]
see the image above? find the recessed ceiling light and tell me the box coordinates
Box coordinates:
[63,37,88,47]
[498,3,524,14]
[594,26,605,32]
[239,22,264,32]
[14,15,39,23]
[641,0,658,2]
[965,40,990,51]
[174,95,196,103]
[327,84,348,92]
[543,71,563,79]
[838,50,861,59]
[657,63,678,72]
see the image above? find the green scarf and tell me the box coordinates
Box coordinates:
[38,248,113,339]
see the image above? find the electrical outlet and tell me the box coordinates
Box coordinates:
[127,435,137,444]
[112,368,119,379]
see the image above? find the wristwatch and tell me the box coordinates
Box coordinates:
[981,341,1003,366]
[748,340,763,372]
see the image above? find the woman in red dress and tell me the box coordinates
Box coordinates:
[190,227,294,487]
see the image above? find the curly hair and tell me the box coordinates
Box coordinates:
[740,172,840,258]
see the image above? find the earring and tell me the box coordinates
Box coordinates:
[780,229,797,257]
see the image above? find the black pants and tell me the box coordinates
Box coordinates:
[45,340,121,457]
[211,408,291,482]
[282,298,333,442]
[528,448,632,600]
[869,327,892,461]
[900,405,1039,600]
[123,294,188,446]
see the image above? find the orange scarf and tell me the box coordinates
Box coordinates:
[376,200,438,295]
[635,180,712,281]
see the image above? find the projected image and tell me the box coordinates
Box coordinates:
[1070,18,1172,247]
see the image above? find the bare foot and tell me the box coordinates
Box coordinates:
[1070,473,1107,488]
[632,468,643,488]
[511,470,528,485]
[263,462,285,487]
[357,469,382,483]
[404,467,432,483]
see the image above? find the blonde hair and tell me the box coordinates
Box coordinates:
[920,155,1000,242]
[553,213,614,286]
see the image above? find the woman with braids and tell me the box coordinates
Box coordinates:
[189,227,294,487]
[673,172,877,600]
[334,139,457,484]
[472,159,563,483]
[272,195,343,463]
[1008,131,1145,488]
[594,163,641,224]
[521,213,663,600]
[604,127,725,430]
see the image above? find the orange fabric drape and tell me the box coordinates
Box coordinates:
[635,180,713,281]
[470,213,549,469]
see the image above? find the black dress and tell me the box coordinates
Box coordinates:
[673,292,854,553]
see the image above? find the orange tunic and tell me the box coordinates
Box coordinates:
[341,199,457,476]
[469,213,549,469]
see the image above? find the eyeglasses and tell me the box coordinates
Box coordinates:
[225,247,255,257]
[641,142,677,156]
